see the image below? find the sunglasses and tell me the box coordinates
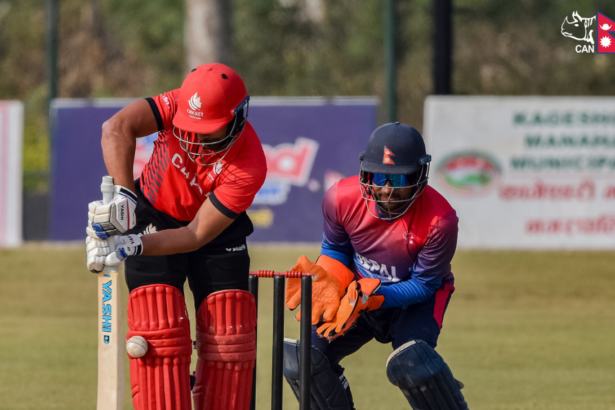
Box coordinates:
[371,173,410,188]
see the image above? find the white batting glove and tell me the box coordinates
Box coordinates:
[86,234,143,273]
[106,234,144,266]
[87,185,137,239]
[86,236,111,273]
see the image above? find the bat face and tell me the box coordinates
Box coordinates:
[97,265,124,409]
[96,176,124,410]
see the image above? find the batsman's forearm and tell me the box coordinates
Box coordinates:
[138,197,234,256]
[101,99,160,191]
[139,226,208,256]
[101,125,137,192]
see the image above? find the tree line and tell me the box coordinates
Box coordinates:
[0,0,613,188]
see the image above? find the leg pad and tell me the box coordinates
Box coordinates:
[386,340,468,410]
[283,338,353,410]
[127,285,193,410]
[193,290,257,410]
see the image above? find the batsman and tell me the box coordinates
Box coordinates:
[283,122,469,409]
[85,63,266,410]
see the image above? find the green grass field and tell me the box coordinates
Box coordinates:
[1,245,614,410]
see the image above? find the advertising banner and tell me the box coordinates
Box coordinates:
[49,97,377,241]
[0,101,23,247]
[425,96,615,249]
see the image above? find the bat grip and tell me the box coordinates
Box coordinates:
[101,176,115,205]
[100,176,117,273]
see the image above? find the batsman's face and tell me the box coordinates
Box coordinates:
[371,181,414,213]
[195,124,230,148]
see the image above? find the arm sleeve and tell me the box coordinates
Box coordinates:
[209,192,240,219]
[320,183,353,267]
[375,210,458,308]
[146,89,181,131]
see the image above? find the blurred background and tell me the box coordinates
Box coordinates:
[7,0,615,210]
[1,0,615,409]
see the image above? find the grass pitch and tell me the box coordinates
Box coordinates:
[0,245,614,409]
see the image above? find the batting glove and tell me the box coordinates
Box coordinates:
[86,234,143,273]
[87,185,137,239]
[86,236,111,273]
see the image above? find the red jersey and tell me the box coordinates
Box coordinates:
[140,89,267,221]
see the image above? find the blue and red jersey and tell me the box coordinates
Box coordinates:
[140,89,267,221]
[321,176,458,308]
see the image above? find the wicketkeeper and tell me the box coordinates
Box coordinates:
[85,63,266,410]
[283,122,469,409]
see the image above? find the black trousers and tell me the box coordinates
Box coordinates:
[125,180,253,311]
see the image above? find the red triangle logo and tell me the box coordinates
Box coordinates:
[383,147,395,165]
[597,12,615,53]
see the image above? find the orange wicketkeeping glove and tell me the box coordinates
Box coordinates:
[285,255,355,325]
[316,278,385,341]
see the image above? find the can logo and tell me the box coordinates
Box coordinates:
[436,151,501,195]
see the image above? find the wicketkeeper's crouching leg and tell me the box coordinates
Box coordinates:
[283,339,354,410]
[386,340,468,410]
[193,290,257,410]
[126,284,193,410]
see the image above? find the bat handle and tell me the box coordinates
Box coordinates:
[101,176,117,273]
[101,176,115,205]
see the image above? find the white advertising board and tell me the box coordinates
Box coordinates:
[0,101,23,247]
[425,96,615,249]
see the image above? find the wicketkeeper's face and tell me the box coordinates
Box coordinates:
[371,181,415,213]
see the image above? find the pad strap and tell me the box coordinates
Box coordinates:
[127,285,192,410]
[193,290,257,410]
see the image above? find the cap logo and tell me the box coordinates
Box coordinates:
[188,93,201,111]
[383,146,395,165]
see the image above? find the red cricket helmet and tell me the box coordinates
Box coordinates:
[172,63,250,166]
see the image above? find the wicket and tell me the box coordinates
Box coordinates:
[249,270,313,410]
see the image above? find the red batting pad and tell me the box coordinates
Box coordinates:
[193,290,257,410]
[127,285,192,410]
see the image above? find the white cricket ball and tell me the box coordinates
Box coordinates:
[126,336,148,358]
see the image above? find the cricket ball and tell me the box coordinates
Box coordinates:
[126,336,148,358]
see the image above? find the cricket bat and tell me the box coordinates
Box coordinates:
[97,176,124,409]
